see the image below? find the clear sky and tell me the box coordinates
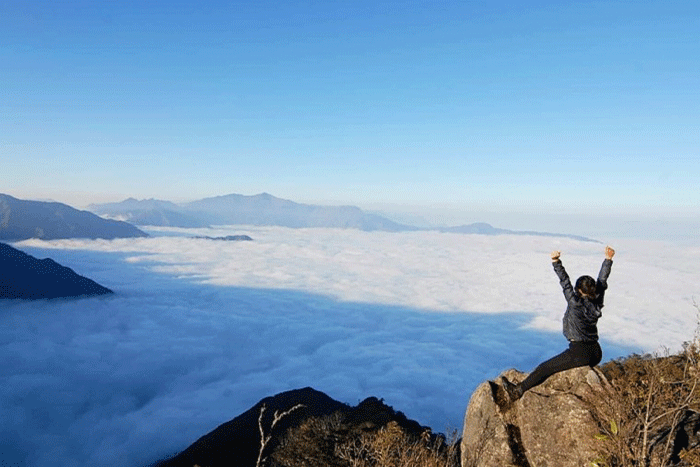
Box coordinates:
[1,1,698,223]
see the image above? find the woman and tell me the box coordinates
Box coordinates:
[501,246,615,404]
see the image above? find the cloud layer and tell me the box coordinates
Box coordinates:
[2,228,697,466]
[23,226,699,349]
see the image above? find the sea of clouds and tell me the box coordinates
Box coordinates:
[2,227,698,466]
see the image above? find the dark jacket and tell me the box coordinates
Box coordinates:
[553,258,613,342]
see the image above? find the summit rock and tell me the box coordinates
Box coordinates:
[461,366,608,467]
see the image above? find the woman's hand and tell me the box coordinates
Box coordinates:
[551,250,561,262]
[605,246,615,260]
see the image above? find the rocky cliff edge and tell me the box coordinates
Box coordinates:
[461,366,610,467]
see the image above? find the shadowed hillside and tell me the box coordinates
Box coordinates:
[0,194,147,240]
[0,242,113,299]
[151,387,458,467]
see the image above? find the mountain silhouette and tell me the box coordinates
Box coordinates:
[90,192,597,241]
[182,193,415,231]
[0,242,113,299]
[89,198,210,228]
[440,222,598,242]
[0,194,147,240]
[91,193,414,231]
[151,387,431,467]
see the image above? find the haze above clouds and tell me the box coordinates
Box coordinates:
[2,1,698,224]
[2,228,697,466]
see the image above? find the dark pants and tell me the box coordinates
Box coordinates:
[520,341,602,393]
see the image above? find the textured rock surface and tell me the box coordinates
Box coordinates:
[461,366,610,467]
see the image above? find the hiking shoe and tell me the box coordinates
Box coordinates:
[500,376,523,403]
[489,380,510,411]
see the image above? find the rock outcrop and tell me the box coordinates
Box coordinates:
[461,366,610,467]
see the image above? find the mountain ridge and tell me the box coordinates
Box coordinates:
[150,387,438,467]
[1,193,148,240]
[90,193,597,242]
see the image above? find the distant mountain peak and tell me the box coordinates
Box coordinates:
[88,192,598,241]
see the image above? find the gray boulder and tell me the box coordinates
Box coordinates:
[461,366,610,467]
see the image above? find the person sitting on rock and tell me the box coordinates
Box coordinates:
[501,245,615,404]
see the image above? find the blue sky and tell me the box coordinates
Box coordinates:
[2,1,698,220]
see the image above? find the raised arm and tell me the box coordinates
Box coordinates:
[597,246,614,293]
[551,251,575,302]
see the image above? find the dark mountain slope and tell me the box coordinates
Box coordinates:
[0,194,147,240]
[153,387,350,467]
[0,242,113,299]
[152,387,437,467]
